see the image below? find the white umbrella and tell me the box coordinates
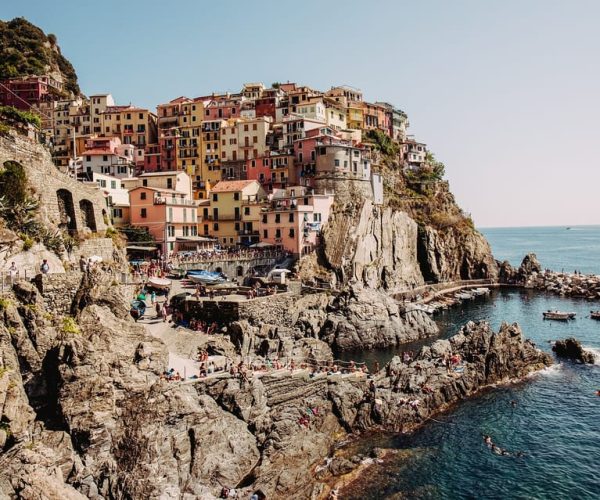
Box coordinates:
[250,242,275,248]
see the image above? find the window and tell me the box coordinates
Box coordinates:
[263,229,268,238]
[214,222,219,231]
[275,229,281,238]
[234,192,240,201]
[334,159,340,167]
[262,214,267,223]
[235,222,240,231]
[167,225,175,237]
[313,213,322,222]
[86,155,91,161]
[244,207,250,215]
[244,124,249,131]
[111,180,116,189]
[113,208,123,218]
[168,207,173,221]
[213,193,218,202]
[289,228,295,238]
[140,208,147,218]
[203,224,209,235]
[289,213,294,222]
[103,155,108,162]
[142,179,148,186]
[140,192,147,200]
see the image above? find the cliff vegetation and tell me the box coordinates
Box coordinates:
[0,17,79,95]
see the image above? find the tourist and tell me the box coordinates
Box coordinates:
[161,304,168,322]
[40,259,50,274]
[155,302,162,319]
[151,290,156,304]
[374,361,380,373]
[8,262,18,283]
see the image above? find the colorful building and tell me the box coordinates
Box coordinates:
[259,186,334,256]
[0,75,65,110]
[80,136,135,180]
[220,116,272,162]
[201,180,266,247]
[128,185,198,256]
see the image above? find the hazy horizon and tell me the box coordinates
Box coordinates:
[3,0,599,228]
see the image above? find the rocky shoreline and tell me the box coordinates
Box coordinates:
[0,269,552,499]
[499,253,600,300]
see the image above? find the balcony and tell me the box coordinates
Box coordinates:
[123,128,134,135]
[153,197,197,207]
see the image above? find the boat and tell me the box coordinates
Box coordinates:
[590,311,600,320]
[147,277,172,290]
[543,310,576,320]
[472,287,491,296]
[187,270,227,285]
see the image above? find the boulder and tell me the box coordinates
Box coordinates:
[552,338,595,364]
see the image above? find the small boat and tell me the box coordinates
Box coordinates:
[590,311,600,320]
[543,310,576,320]
[187,270,227,285]
[147,277,172,290]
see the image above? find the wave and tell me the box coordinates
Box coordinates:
[582,347,600,364]
[529,363,564,377]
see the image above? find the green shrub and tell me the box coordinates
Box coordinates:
[0,298,12,310]
[21,234,34,250]
[61,316,80,335]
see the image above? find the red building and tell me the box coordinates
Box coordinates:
[159,131,179,171]
[0,76,64,110]
[143,143,161,172]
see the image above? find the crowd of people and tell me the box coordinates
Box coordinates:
[171,248,287,264]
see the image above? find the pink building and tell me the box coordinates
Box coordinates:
[294,127,345,186]
[259,186,334,256]
[129,186,198,256]
[204,97,242,121]
[246,152,295,191]
[80,136,135,180]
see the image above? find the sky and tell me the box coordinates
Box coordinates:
[2,0,599,228]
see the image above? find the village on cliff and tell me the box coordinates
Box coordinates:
[1,74,429,260]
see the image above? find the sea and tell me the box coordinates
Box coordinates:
[339,225,600,499]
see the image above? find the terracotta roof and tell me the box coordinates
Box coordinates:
[129,186,182,194]
[211,180,257,193]
[82,149,114,155]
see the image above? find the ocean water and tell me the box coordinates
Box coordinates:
[339,226,600,499]
[480,225,600,275]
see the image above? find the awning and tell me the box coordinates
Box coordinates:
[127,245,158,251]
[176,236,217,242]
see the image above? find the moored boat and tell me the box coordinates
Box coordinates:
[543,310,576,320]
[590,310,600,320]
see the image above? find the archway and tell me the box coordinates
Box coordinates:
[236,265,244,277]
[56,189,77,235]
[79,199,97,232]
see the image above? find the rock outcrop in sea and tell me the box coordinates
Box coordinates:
[552,338,596,364]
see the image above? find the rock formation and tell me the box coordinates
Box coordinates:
[0,266,551,499]
[552,338,596,364]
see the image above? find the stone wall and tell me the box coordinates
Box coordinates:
[33,272,83,315]
[0,134,109,236]
[77,238,117,263]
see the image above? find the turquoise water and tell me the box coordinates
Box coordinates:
[346,289,600,499]
[481,225,600,275]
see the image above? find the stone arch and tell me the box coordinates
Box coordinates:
[79,199,97,232]
[215,266,222,274]
[56,189,77,235]
[236,265,244,277]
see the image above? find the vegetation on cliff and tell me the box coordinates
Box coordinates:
[0,17,79,95]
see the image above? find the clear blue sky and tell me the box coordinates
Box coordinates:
[3,0,599,228]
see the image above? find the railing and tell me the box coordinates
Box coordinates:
[0,270,33,293]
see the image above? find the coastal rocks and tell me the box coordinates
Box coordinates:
[552,338,596,364]
[353,321,552,433]
[321,286,438,350]
[417,225,498,283]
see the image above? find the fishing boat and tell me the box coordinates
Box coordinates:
[543,310,576,320]
[147,277,172,290]
[590,310,600,320]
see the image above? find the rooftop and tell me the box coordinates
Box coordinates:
[211,180,257,193]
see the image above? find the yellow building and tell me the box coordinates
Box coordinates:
[347,102,364,130]
[220,116,272,163]
[101,105,158,167]
[178,125,202,176]
[199,119,226,194]
[200,180,266,247]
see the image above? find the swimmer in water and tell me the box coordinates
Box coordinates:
[510,400,518,408]
[483,435,493,447]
